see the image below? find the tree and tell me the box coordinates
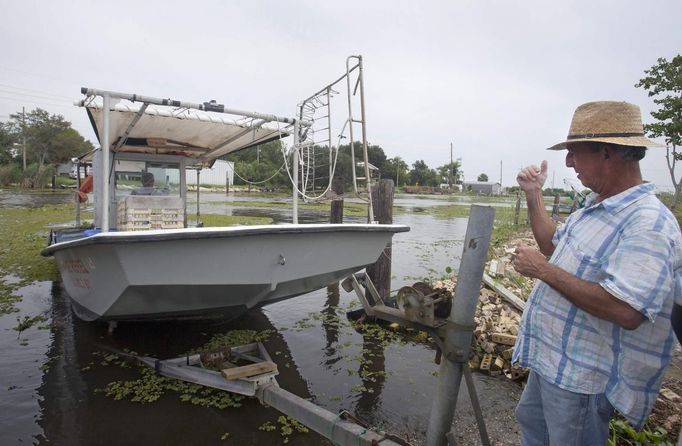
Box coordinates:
[409,159,439,186]
[477,173,489,182]
[384,156,408,186]
[0,123,17,165]
[437,160,462,186]
[6,108,93,168]
[635,55,682,209]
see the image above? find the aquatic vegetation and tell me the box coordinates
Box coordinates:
[195,329,273,352]
[277,415,309,444]
[200,214,273,226]
[0,203,87,315]
[13,314,48,336]
[257,416,308,444]
[95,329,272,409]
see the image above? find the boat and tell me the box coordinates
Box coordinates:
[42,223,405,321]
[42,63,409,322]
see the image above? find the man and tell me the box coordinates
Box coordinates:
[132,172,156,195]
[511,101,682,445]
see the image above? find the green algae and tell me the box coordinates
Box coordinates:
[0,203,93,315]
[95,329,272,409]
[200,214,273,226]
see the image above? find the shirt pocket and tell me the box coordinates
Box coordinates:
[556,237,605,283]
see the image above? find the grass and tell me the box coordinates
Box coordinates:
[0,203,90,315]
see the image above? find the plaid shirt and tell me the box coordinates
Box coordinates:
[513,183,682,429]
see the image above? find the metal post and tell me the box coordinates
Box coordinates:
[196,169,201,225]
[101,94,110,232]
[292,121,299,224]
[22,107,26,171]
[260,384,402,446]
[426,205,495,446]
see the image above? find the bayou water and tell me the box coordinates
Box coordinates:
[0,191,522,445]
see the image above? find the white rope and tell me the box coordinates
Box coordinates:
[232,159,287,185]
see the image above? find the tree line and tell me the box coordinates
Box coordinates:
[0,108,93,187]
[225,140,467,191]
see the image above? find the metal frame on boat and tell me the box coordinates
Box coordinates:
[43,63,409,322]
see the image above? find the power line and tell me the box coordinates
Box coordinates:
[0,83,73,101]
[0,88,73,104]
[0,95,73,110]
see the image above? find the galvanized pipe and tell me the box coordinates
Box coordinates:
[292,121,300,224]
[426,205,495,446]
[260,384,402,446]
[101,94,110,232]
[81,87,305,127]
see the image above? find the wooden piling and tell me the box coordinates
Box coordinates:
[330,177,344,224]
[551,193,560,219]
[366,179,394,301]
[514,193,521,226]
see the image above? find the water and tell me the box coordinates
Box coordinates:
[0,192,522,445]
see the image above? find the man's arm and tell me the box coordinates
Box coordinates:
[517,160,556,256]
[513,244,645,330]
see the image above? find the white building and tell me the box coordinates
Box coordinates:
[463,181,502,195]
[167,160,234,186]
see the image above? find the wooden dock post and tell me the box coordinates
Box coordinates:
[330,177,344,224]
[366,179,394,301]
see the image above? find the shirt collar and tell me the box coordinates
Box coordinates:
[583,183,655,214]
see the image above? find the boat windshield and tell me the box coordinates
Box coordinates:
[114,160,181,198]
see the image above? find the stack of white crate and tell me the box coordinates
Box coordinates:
[117,196,184,231]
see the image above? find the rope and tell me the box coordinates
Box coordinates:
[329,410,346,446]
[232,159,286,185]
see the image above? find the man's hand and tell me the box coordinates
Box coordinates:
[517,160,548,194]
[512,243,549,280]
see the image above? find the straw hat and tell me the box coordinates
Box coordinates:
[548,101,664,150]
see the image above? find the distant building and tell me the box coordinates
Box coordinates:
[172,160,234,186]
[463,181,501,195]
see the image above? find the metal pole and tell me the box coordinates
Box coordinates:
[292,121,299,224]
[22,107,26,171]
[80,87,303,127]
[426,205,495,446]
[196,169,201,225]
[101,94,110,232]
[260,384,402,446]
[356,56,374,222]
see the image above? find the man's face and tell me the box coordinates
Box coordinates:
[565,143,606,191]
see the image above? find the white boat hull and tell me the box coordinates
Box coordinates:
[43,224,408,321]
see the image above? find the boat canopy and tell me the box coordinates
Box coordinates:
[84,102,289,165]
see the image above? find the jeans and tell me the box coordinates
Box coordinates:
[515,370,615,446]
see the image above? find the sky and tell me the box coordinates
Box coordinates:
[1,0,680,190]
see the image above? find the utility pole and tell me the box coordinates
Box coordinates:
[499,160,502,187]
[449,142,453,189]
[22,106,27,171]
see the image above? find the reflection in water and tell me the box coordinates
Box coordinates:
[322,284,341,359]
[355,326,386,421]
[32,283,329,445]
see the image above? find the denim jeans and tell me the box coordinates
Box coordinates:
[515,370,615,446]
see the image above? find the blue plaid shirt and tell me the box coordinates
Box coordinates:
[513,183,682,429]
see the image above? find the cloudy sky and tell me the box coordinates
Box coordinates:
[1,0,680,190]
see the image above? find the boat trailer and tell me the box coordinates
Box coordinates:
[137,342,408,445]
[138,205,495,446]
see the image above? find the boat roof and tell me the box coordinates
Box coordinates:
[83,101,290,165]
